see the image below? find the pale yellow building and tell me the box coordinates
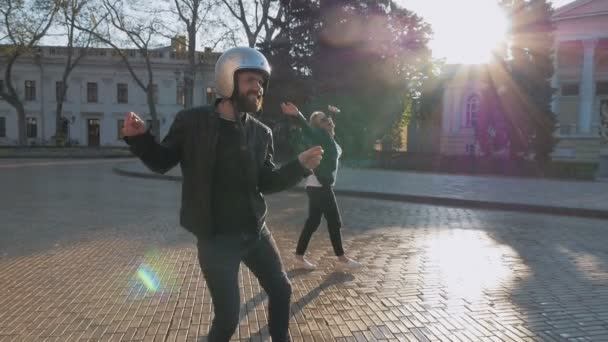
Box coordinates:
[427,0,608,163]
[551,0,608,162]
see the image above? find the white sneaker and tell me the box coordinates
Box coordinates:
[295,257,316,270]
[336,257,362,270]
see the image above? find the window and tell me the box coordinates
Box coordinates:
[55,81,65,102]
[597,81,608,96]
[87,82,98,103]
[176,85,185,106]
[561,84,579,96]
[465,95,479,128]
[117,83,128,103]
[0,117,5,137]
[206,87,215,104]
[152,84,158,104]
[26,117,37,138]
[25,80,36,101]
[117,119,124,139]
[0,79,4,94]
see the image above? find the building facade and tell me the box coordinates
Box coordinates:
[0,44,220,147]
[551,0,608,161]
[430,0,608,163]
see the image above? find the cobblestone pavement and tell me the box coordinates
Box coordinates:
[1,160,608,341]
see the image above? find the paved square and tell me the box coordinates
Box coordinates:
[1,161,608,341]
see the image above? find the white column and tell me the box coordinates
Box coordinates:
[578,38,597,134]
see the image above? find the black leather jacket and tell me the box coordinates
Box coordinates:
[125,105,311,238]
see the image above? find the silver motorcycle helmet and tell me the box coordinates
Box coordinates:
[215,47,271,98]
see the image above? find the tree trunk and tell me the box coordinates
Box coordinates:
[55,80,69,146]
[186,23,197,109]
[55,100,65,146]
[147,86,160,140]
[184,77,194,109]
[16,102,26,146]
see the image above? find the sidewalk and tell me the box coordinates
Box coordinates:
[0,147,133,159]
[114,161,608,220]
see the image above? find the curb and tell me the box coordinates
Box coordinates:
[112,166,183,182]
[0,153,134,159]
[0,155,134,159]
[112,166,608,220]
[0,148,133,159]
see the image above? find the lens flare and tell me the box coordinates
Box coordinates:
[127,249,177,299]
[136,264,160,292]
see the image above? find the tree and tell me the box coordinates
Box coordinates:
[75,0,165,139]
[311,0,433,157]
[406,61,444,153]
[218,0,283,48]
[0,0,59,145]
[499,0,556,161]
[53,0,100,146]
[171,0,215,108]
[257,1,433,158]
[257,0,316,119]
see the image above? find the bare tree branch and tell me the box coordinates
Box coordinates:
[52,0,101,145]
[263,3,283,43]
[218,0,281,48]
[73,0,165,138]
[0,0,59,145]
[220,0,243,21]
[169,0,217,108]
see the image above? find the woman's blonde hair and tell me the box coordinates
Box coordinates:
[309,111,327,128]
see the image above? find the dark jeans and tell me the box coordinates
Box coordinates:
[197,227,292,342]
[296,186,344,257]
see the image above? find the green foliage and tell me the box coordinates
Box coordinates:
[262,0,435,158]
[498,0,557,161]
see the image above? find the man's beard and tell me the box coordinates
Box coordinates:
[234,91,263,113]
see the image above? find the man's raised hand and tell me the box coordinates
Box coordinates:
[122,112,146,137]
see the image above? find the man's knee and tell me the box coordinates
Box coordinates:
[269,274,292,301]
[284,278,293,299]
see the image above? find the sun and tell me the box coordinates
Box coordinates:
[429,2,509,64]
